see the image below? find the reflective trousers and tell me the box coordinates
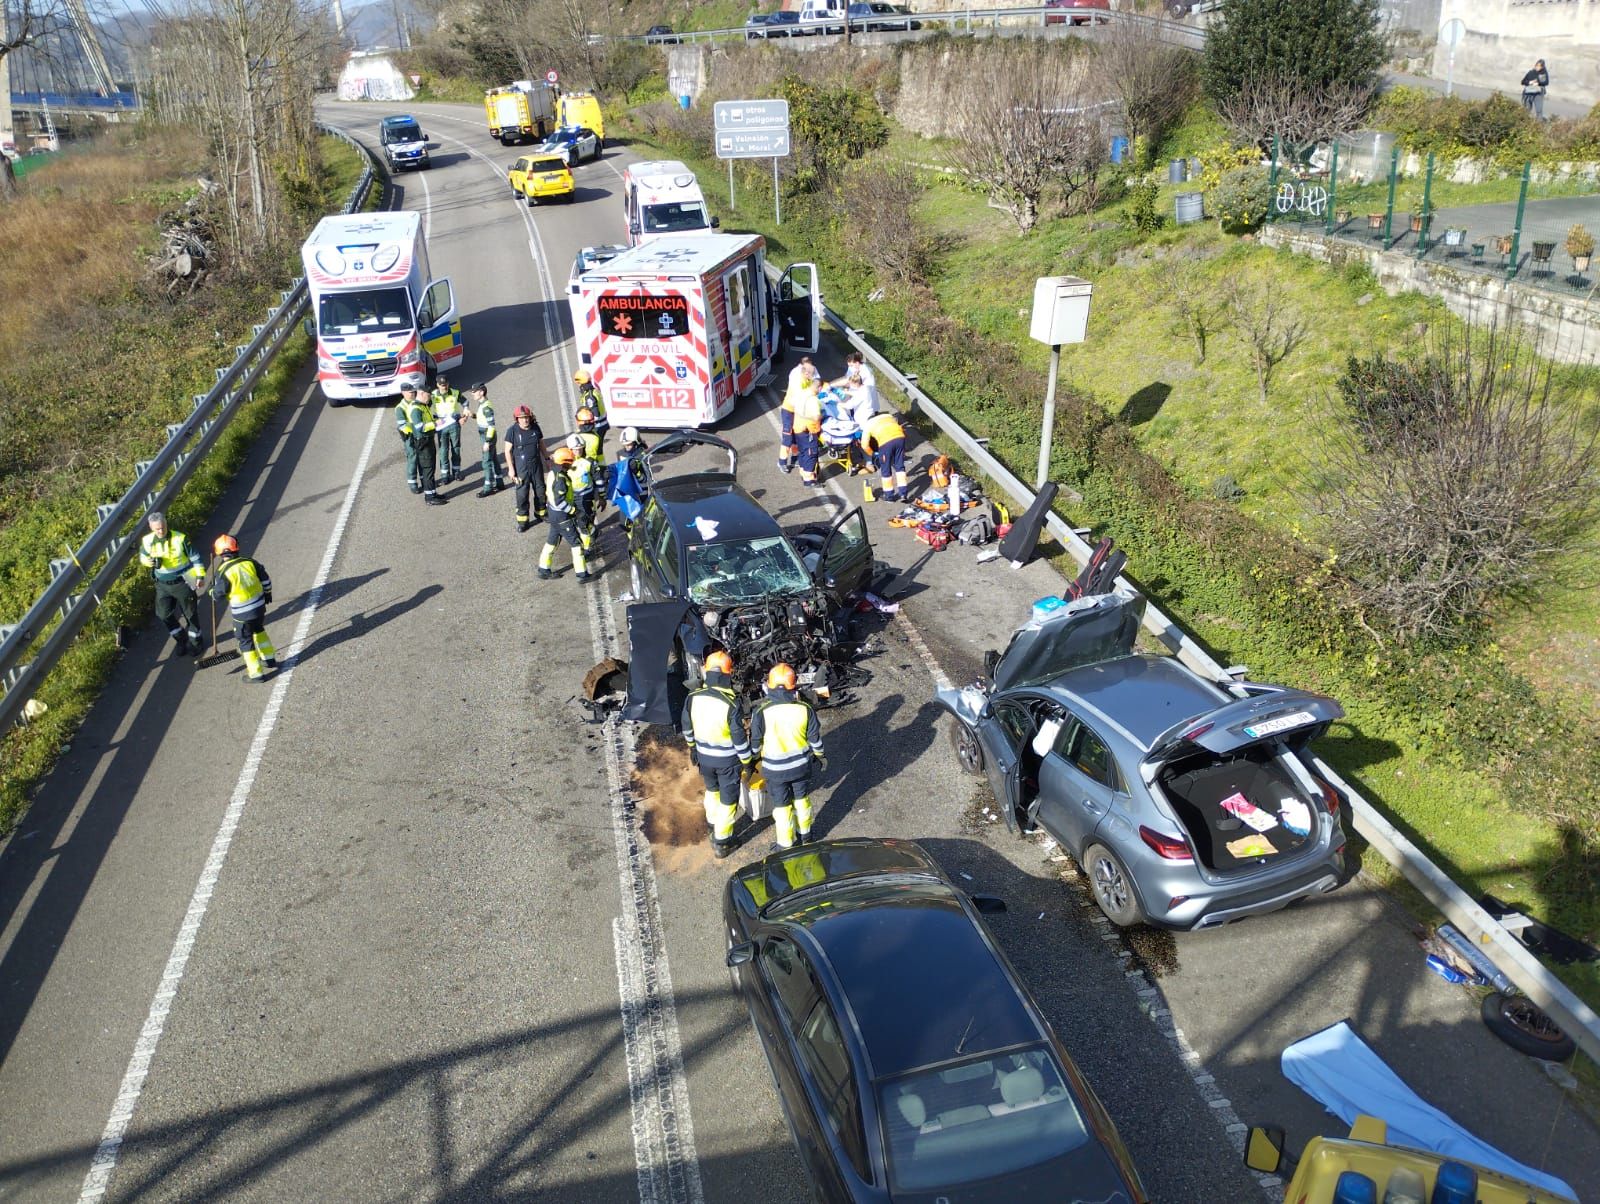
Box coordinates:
[795,431,821,482]
[539,512,587,574]
[700,759,742,848]
[874,436,908,491]
[231,604,277,680]
[764,769,814,849]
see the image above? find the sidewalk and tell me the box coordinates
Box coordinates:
[1387,70,1589,120]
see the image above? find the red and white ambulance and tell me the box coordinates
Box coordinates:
[569,233,821,429]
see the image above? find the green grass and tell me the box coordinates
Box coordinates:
[0,133,377,837]
[626,115,1600,1016]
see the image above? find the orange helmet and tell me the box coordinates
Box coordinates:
[575,406,595,425]
[552,446,577,467]
[766,663,797,691]
[705,650,734,678]
[213,534,239,556]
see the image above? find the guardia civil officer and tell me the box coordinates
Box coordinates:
[138,510,205,657]
[682,650,752,859]
[432,375,466,484]
[399,388,443,505]
[466,383,501,497]
[394,383,421,492]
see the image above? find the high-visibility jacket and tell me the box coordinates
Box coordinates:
[139,530,204,583]
[395,398,435,437]
[567,456,597,498]
[750,688,822,777]
[211,554,271,616]
[432,389,465,427]
[545,467,577,514]
[789,388,822,436]
[475,401,497,441]
[575,428,602,462]
[862,412,905,453]
[682,683,751,767]
[578,381,605,418]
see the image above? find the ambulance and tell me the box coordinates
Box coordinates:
[303,210,464,403]
[555,91,606,144]
[620,160,718,246]
[569,233,821,429]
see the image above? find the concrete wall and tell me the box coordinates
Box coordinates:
[1432,0,1600,107]
[1260,223,1600,362]
[1384,0,1445,36]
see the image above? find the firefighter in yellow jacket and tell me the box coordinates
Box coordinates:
[748,663,824,850]
[210,534,277,682]
[681,650,752,859]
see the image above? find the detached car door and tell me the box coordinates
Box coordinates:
[810,507,872,601]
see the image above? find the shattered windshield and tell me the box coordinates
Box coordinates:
[686,537,810,604]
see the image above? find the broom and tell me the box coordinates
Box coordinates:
[195,556,240,668]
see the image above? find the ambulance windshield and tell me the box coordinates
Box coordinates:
[319,287,413,335]
[642,201,711,234]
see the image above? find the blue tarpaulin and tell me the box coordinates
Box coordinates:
[1281,1021,1577,1201]
[608,455,644,522]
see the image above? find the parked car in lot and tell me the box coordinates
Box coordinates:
[508,153,574,205]
[1044,0,1111,23]
[847,1,921,29]
[936,593,1349,931]
[724,837,1148,1203]
[536,125,601,165]
[798,0,847,35]
[625,431,872,708]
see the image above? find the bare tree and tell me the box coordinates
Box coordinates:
[837,160,941,290]
[1167,260,1226,366]
[1215,71,1374,152]
[0,0,75,197]
[1097,17,1199,155]
[1224,276,1306,402]
[946,41,1108,233]
[1306,325,1600,643]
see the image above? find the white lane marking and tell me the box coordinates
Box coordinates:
[427,123,705,1204]
[78,410,387,1202]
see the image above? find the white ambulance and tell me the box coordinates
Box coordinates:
[302,210,463,402]
[569,233,821,429]
[620,160,718,246]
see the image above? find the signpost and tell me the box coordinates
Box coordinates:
[545,69,559,85]
[1439,18,1465,97]
[713,99,791,226]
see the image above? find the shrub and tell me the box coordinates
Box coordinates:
[1123,179,1164,234]
[835,161,941,290]
[1206,165,1272,231]
[1565,223,1595,259]
[777,75,888,193]
[1203,0,1384,123]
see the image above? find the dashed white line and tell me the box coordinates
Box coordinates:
[78,409,387,1202]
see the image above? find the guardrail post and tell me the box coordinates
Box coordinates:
[5,662,30,691]
[166,423,185,443]
[215,367,228,383]
[192,393,208,411]
[134,460,155,479]
[96,504,116,524]
[49,558,71,581]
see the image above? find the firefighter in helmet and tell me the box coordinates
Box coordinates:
[748,663,824,849]
[210,534,276,682]
[681,650,752,859]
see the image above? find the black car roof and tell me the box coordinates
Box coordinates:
[652,478,783,546]
[796,883,1042,1079]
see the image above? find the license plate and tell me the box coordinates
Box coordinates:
[1243,710,1314,739]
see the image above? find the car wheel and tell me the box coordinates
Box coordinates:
[1085,842,1145,927]
[527,192,537,206]
[1481,992,1577,1061]
[947,718,985,776]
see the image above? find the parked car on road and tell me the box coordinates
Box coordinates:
[936,593,1349,931]
[847,1,921,29]
[645,23,678,43]
[724,837,1148,1203]
[746,10,802,38]
[537,125,602,165]
[1044,0,1111,23]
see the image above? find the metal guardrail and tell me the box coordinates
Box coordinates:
[0,123,375,739]
[787,274,1600,1067]
[625,6,1205,50]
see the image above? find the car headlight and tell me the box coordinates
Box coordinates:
[703,610,720,630]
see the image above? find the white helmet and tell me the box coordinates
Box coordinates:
[622,426,640,445]
[565,433,583,451]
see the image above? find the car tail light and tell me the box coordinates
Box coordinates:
[1180,722,1213,742]
[1139,826,1193,861]
[1315,777,1341,816]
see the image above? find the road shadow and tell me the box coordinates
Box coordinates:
[291,584,445,667]
[814,693,941,820]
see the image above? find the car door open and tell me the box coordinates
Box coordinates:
[418,277,463,372]
[776,262,821,353]
[809,507,872,600]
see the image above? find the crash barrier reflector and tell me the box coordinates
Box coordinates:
[0,123,376,740]
[767,264,1600,1068]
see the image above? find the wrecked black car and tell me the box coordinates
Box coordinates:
[622,431,873,723]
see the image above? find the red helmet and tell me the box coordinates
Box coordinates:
[705,650,734,678]
[213,534,239,556]
[766,663,797,691]
[514,405,533,419]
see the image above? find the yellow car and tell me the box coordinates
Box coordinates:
[511,154,574,205]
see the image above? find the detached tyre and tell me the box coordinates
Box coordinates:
[1481,992,1576,1061]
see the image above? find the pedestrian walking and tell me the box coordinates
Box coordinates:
[538,447,595,583]
[778,357,819,474]
[682,650,752,859]
[749,663,823,850]
[862,410,909,501]
[1521,59,1550,117]
[394,383,421,493]
[432,375,466,483]
[138,510,206,657]
[401,387,444,506]
[502,405,547,532]
[210,534,276,682]
[466,383,502,497]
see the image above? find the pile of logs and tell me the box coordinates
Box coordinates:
[148,184,220,295]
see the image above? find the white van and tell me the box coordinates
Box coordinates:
[798,0,847,34]
[302,210,463,402]
[620,160,719,246]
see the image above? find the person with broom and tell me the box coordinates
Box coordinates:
[210,534,276,683]
[139,510,206,659]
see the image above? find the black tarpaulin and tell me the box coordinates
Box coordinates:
[622,601,694,724]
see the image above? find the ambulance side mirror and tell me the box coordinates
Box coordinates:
[711,215,721,228]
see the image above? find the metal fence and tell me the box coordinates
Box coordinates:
[0,124,375,739]
[768,265,1600,1065]
[1265,138,1600,292]
[621,6,1205,51]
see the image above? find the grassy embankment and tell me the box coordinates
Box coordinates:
[624,92,1600,1011]
[0,128,374,836]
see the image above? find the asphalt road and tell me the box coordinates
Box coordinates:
[0,99,1594,1204]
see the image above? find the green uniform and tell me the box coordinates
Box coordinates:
[397,397,438,499]
[474,399,501,494]
[139,528,205,654]
[395,396,421,491]
[433,388,465,482]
